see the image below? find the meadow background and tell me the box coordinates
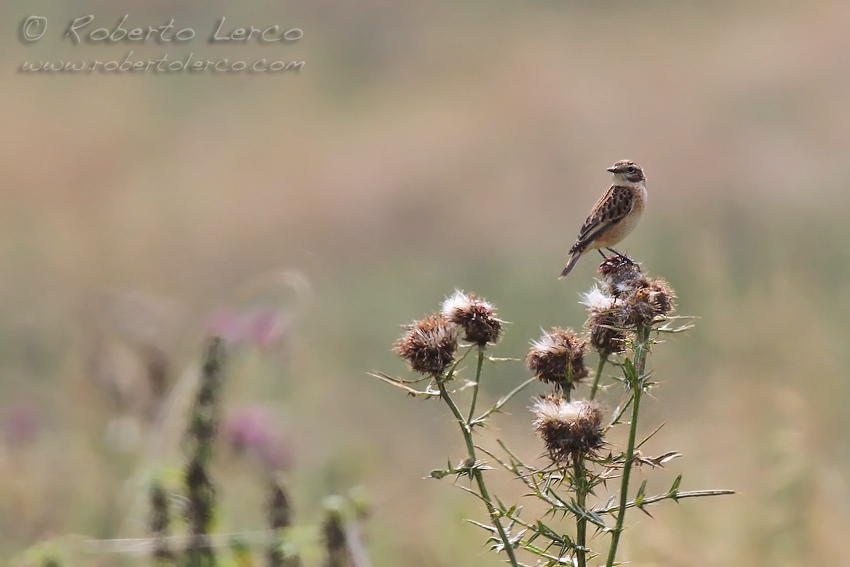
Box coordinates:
[3,1,850,565]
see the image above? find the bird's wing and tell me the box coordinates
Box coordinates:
[569,185,635,254]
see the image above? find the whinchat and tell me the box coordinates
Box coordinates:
[560,160,647,278]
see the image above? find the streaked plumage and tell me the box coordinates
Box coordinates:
[560,161,647,278]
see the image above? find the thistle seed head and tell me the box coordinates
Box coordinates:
[586,308,627,356]
[441,290,503,346]
[532,395,604,463]
[623,277,676,327]
[581,285,626,356]
[394,313,459,375]
[599,255,644,298]
[526,327,589,388]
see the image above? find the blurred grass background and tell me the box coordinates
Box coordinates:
[3,0,850,565]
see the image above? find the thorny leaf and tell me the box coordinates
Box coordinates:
[428,457,490,480]
[668,474,683,500]
[368,372,440,398]
[635,422,666,450]
[656,316,698,334]
[634,479,647,508]
[607,395,634,428]
[467,519,497,534]
[471,377,537,426]
[636,451,682,468]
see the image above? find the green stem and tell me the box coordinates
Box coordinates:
[573,456,588,567]
[589,355,608,401]
[438,382,521,567]
[467,345,486,423]
[563,363,574,402]
[605,325,651,567]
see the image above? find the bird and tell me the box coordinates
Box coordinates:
[560,160,647,278]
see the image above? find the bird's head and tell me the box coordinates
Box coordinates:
[607,160,645,184]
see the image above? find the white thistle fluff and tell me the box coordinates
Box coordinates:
[441,289,495,318]
[441,289,473,318]
[580,285,615,312]
[532,396,583,425]
[530,330,558,352]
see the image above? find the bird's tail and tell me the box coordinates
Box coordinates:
[559,250,583,278]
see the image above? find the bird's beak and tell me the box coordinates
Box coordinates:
[606,166,617,173]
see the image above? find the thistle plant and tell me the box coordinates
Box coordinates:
[148,480,176,565]
[183,337,226,567]
[266,475,298,567]
[138,337,366,567]
[375,256,733,566]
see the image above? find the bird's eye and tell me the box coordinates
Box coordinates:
[627,166,636,173]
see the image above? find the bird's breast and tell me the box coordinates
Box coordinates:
[593,185,645,248]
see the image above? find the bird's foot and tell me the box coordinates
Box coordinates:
[606,248,630,260]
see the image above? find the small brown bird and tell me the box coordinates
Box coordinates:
[560,160,647,278]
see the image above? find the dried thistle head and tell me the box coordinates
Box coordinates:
[622,277,676,327]
[267,475,292,531]
[184,456,215,536]
[322,498,350,567]
[394,313,458,375]
[526,328,589,388]
[596,256,676,328]
[581,286,626,356]
[532,395,604,463]
[148,480,175,562]
[645,277,675,317]
[599,255,644,298]
[441,290,503,346]
[586,309,627,357]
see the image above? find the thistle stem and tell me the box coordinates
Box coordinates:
[573,456,588,567]
[438,381,521,567]
[605,325,651,567]
[589,355,608,401]
[467,346,486,423]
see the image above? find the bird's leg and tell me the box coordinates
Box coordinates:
[606,248,637,266]
[598,250,608,259]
